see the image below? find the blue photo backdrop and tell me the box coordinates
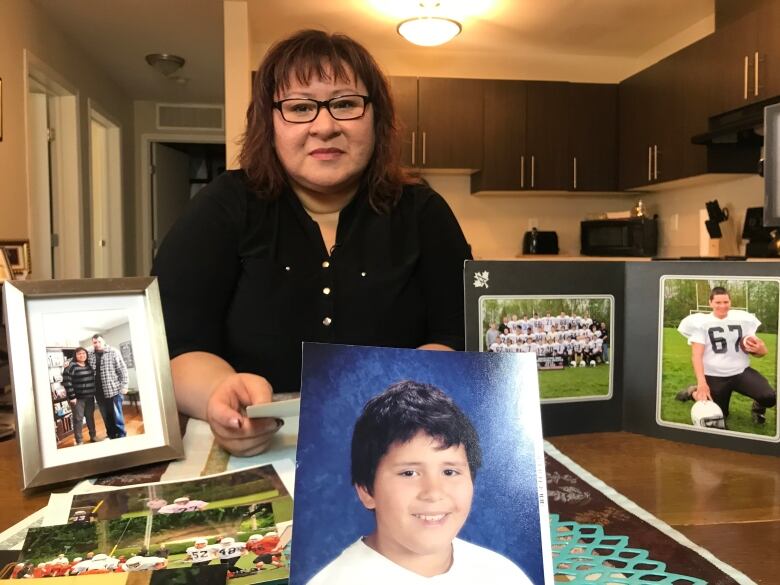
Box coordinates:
[290,343,549,584]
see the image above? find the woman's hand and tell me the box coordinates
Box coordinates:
[206,373,282,456]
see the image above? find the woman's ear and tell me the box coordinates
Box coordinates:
[355,484,376,510]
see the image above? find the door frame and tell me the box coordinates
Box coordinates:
[24,50,82,279]
[138,133,225,275]
[87,99,123,277]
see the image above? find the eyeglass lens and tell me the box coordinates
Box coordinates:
[279,96,366,122]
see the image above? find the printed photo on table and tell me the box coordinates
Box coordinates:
[479,295,614,403]
[657,276,779,441]
[2,278,182,489]
[290,343,553,585]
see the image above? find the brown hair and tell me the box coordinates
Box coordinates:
[239,29,414,214]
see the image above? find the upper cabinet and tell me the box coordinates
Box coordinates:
[568,83,618,192]
[389,77,483,170]
[713,0,780,112]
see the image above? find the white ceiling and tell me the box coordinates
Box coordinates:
[31,0,714,103]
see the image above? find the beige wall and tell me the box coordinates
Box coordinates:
[643,174,764,258]
[0,0,134,274]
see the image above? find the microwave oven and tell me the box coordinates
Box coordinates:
[580,217,658,257]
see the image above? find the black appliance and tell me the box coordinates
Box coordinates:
[580,216,658,257]
[522,229,558,254]
[743,206,778,257]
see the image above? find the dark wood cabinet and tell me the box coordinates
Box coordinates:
[417,78,484,169]
[388,76,417,168]
[526,82,570,190]
[477,80,527,190]
[567,83,617,191]
[389,77,483,170]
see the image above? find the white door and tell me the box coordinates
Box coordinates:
[89,108,123,278]
[151,143,191,259]
[27,91,54,278]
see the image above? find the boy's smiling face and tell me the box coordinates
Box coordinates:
[356,431,474,576]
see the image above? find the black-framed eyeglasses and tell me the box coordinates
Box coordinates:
[272,94,371,123]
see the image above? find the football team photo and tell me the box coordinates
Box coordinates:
[479,295,614,402]
[657,277,779,440]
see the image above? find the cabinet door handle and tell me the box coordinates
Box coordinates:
[653,144,658,180]
[520,155,525,189]
[411,131,416,167]
[573,156,577,190]
[648,146,652,181]
[755,51,760,97]
[531,155,535,188]
[422,131,427,166]
[744,55,749,100]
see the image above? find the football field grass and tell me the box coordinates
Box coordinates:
[165,552,289,584]
[659,327,778,436]
[539,363,611,400]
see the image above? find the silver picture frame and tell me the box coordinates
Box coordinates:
[2,277,183,489]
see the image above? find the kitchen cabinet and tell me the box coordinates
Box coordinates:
[476,80,526,190]
[567,83,617,191]
[417,78,483,169]
[712,0,780,113]
[525,81,570,191]
[389,76,483,170]
[618,52,685,189]
[388,76,417,168]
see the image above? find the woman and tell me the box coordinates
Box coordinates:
[62,347,98,445]
[153,30,471,456]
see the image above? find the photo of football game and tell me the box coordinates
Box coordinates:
[18,502,291,583]
[657,277,779,439]
[479,295,613,402]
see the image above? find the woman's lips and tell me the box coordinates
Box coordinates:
[310,148,344,160]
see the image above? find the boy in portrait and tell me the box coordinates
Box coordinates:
[307,380,533,584]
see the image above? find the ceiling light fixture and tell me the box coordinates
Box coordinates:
[145,53,186,77]
[397,2,462,47]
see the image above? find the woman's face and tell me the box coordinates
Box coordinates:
[75,349,87,363]
[272,66,375,203]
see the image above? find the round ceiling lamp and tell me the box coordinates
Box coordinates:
[145,53,186,77]
[397,16,462,47]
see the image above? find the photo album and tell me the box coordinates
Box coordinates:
[465,259,780,457]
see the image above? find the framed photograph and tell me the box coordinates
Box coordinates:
[291,343,553,584]
[0,239,31,276]
[2,277,184,489]
[656,275,779,442]
[0,248,13,283]
[479,295,614,403]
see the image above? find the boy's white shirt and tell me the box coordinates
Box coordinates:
[306,537,534,585]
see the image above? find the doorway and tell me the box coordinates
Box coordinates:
[139,136,225,273]
[25,51,81,279]
[88,103,123,277]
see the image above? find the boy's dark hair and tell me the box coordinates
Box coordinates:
[351,380,482,494]
[709,286,729,300]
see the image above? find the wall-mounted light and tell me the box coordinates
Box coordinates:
[397,2,462,47]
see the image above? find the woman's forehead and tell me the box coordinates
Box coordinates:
[277,60,360,92]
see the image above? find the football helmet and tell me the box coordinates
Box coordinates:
[691,400,726,429]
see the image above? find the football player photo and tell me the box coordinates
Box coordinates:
[657,277,779,440]
[479,295,614,403]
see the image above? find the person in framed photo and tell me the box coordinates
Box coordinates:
[62,347,98,444]
[88,335,129,439]
[307,380,533,584]
[676,286,777,425]
[152,29,471,456]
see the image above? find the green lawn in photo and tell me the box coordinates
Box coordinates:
[165,552,289,584]
[120,489,282,519]
[539,363,611,400]
[659,327,778,436]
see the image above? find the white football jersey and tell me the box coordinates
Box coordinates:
[217,542,246,560]
[186,546,217,563]
[677,310,760,376]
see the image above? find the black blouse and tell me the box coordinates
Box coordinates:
[152,171,472,393]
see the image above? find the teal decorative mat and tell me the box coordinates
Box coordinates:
[550,514,706,584]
